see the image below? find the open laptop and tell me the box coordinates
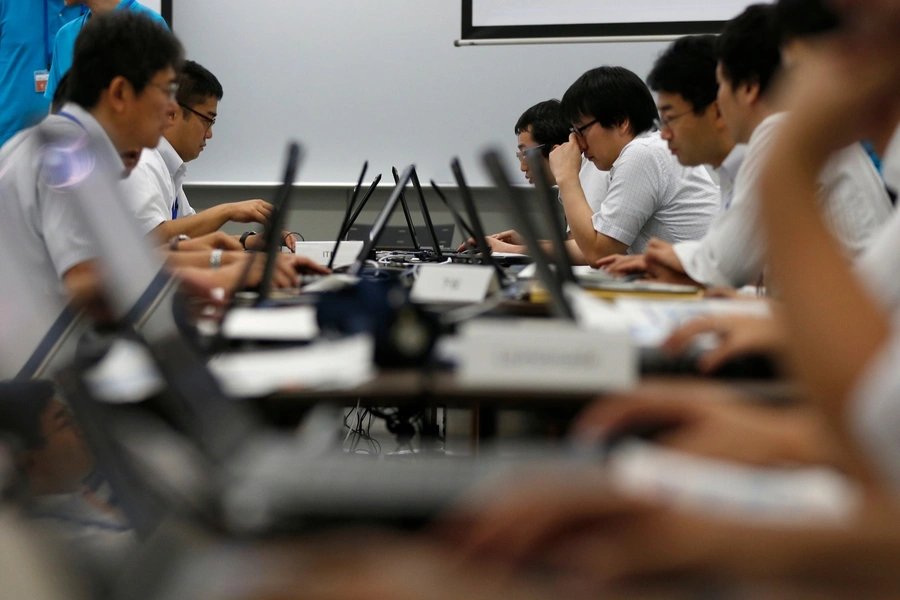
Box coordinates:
[483,150,576,320]
[328,162,380,270]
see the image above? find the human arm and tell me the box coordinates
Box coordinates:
[550,136,628,264]
[662,313,786,374]
[151,199,274,241]
[167,231,244,252]
[757,44,895,439]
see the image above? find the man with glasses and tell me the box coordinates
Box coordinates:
[123,60,289,252]
[0,11,182,375]
[547,66,720,264]
[601,2,891,288]
[472,99,608,262]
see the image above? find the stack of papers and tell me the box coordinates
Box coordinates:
[221,305,319,341]
[208,334,375,397]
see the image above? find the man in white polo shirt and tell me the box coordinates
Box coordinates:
[549,65,721,265]
[0,12,182,378]
[471,99,609,264]
[603,4,892,288]
[123,60,293,252]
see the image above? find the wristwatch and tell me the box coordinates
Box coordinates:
[168,234,190,251]
[240,231,258,250]
[210,248,223,269]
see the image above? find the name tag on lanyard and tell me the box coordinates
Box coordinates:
[35,71,50,93]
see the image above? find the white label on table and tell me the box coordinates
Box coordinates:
[410,264,496,304]
[292,241,364,268]
[456,318,637,392]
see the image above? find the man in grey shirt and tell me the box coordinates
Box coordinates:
[550,66,721,265]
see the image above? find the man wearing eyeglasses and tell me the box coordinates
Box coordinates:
[123,60,292,252]
[468,99,608,262]
[600,2,891,289]
[549,66,720,266]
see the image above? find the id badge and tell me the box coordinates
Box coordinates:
[34,70,49,94]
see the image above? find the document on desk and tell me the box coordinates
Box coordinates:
[221,305,319,341]
[615,298,771,347]
[208,334,374,398]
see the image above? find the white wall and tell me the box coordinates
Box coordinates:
[143,0,162,15]
[173,1,670,186]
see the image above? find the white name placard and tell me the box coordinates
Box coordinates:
[410,264,496,304]
[292,241,364,268]
[457,318,637,392]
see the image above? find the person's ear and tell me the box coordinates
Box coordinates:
[105,76,131,114]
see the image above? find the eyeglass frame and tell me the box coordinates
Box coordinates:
[178,102,216,130]
[516,143,547,162]
[148,81,179,100]
[569,118,600,138]
[653,109,694,131]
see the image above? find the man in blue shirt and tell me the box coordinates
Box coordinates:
[44,0,167,101]
[0,0,84,146]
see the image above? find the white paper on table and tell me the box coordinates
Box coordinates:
[221,305,319,341]
[615,298,771,348]
[208,334,375,397]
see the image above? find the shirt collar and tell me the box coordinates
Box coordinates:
[57,102,126,176]
[714,144,747,190]
[155,136,186,181]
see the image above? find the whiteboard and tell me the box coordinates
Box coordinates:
[173,0,673,186]
[473,1,754,26]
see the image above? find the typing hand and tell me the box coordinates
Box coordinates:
[228,199,275,225]
[176,231,243,252]
[278,253,331,275]
[644,238,684,273]
[662,314,784,374]
[594,253,647,275]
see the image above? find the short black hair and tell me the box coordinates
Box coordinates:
[775,0,842,45]
[648,35,719,114]
[0,380,55,452]
[176,60,224,115]
[50,72,70,115]
[717,4,782,97]
[514,100,569,158]
[560,66,659,136]
[67,11,184,109]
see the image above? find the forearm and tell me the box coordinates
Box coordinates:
[150,205,231,242]
[760,122,890,424]
[558,178,625,263]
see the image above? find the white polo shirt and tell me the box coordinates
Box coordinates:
[588,130,720,254]
[674,113,892,288]
[0,102,122,377]
[122,136,196,236]
[714,144,747,211]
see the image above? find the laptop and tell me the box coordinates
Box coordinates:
[328,161,381,270]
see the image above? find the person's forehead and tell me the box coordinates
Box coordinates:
[657,91,689,111]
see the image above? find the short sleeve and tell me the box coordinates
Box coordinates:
[37,176,99,279]
[119,154,171,236]
[591,144,664,246]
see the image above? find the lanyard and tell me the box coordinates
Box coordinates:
[44,2,88,69]
[57,110,85,130]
